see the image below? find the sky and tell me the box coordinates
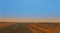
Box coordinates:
[0,0,60,18]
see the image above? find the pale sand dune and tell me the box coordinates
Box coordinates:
[0,18,60,22]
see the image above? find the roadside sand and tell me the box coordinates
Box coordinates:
[0,18,60,22]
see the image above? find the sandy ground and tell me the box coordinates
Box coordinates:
[0,18,60,22]
[26,23,60,33]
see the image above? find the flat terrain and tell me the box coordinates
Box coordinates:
[0,22,60,33]
[26,23,60,33]
[0,18,60,22]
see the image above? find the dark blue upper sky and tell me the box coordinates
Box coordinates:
[0,0,60,18]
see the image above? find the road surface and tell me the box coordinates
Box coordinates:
[0,23,33,33]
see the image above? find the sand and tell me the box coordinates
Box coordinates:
[0,18,60,22]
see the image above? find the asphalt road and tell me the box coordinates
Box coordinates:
[0,23,33,33]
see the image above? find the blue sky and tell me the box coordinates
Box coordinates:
[0,0,60,18]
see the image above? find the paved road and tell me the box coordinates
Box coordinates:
[0,23,33,33]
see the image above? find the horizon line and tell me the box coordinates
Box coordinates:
[0,18,60,22]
